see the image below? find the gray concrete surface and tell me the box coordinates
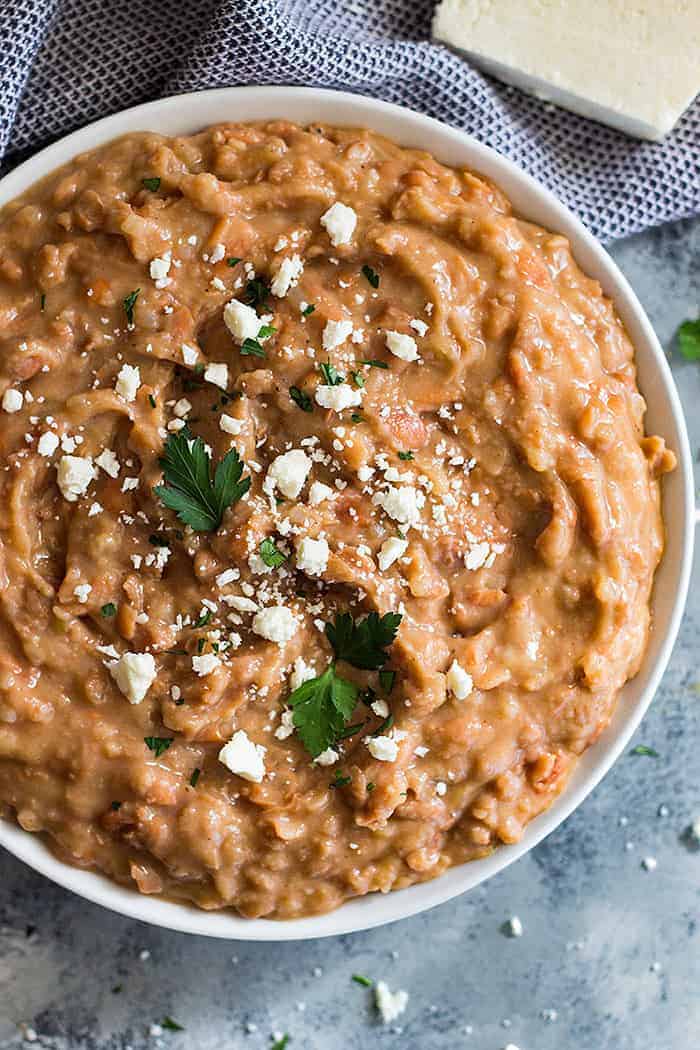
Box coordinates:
[0,217,698,1050]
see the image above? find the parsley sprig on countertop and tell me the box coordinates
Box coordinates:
[289,612,402,757]
[154,429,250,532]
[677,317,700,360]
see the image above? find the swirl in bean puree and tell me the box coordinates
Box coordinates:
[0,122,674,918]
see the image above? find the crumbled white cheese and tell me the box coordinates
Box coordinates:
[225,595,259,613]
[173,398,192,418]
[182,343,199,366]
[271,254,304,297]
[377,536,408,571]
[264,449,312,499]
[385,330,419,362]
[248,552,274,576]
[446,659,473,700]
[192,653,221,677]
[409,318,429,336]
[504,915,523,937]
[322,319,354,351]
[252,605,298,645]
[109,652,157,704]
[641,856,658,871]
[37,431,60,457]
[308,481,336,506]
[465,541,491,571]
[73,583,92,604]
[371,698,389,719]
[149,251,172,284]
[115,364,141,403]
[57,455,96,501]
[216,567,240,588]
[315,748,339,766]
[289,656,315,691]
[375,981,409,1024]
[296,536,330,577]
[314,383,363,412]
[2,388,23,413]
[367,735,399,762]
[223,298,260,343]
[320,201,357,246]
[204,362,229,390]
[373,485,425,527]
[209,242,226,264]
[275,708,296,740]
[218,730,266,783]
[220,413,244,435]
[95,448,120,478]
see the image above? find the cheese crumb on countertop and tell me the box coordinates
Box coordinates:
[218,730,266,782]
[375,980,409,1024]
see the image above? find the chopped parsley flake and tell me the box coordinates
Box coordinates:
[630,744,659,757]
[189,767,201,788]
[154,429,250,532]
[142,177,161,191]
[148,394,157,408]
[271,1037,289,1050]
[352,974,373,987]
[379,669,396,693]
[259,537,287,568]
[302,303,315,316]
[319,361,344,386]
[144,737,173,758]
[330,770,352,788]
[290,386,313,412]
[193,609,212,628]
[361,358,388,369]
[361,264,379,288]
[40,293,46,312]
[161,1017,185,1032]
[678,317,700,361]
[227,256,242,267]
[244,278,270,309]
[398,450,414,461]
[240,337,266,357]
[110,800,121,811]
[101,602,117,617]
[123,288,140,327]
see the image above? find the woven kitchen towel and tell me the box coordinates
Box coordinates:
[1,0,698,242]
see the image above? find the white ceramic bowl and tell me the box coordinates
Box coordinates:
[0,87,693,941]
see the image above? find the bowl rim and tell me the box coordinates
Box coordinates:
[0,84,693,941]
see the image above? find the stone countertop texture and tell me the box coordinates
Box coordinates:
[0,217,698,1050]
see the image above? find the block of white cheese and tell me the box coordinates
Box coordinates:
[432,1,700,140]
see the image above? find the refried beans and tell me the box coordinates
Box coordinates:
[0,121,674,919]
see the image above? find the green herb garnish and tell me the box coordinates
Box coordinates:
[142,177,161,192]
[144,737,173,758]
[319,361,344,386]
[379,669,396,693]
[366,781,375,792]
[351,412,363,423]
[630,744,659,757]
[290,386,313,412]
[361,265,379,289]
[193,609,212,628]
[361,359,388,369]
[148,394,157,408]
[110,801,122,811]
[123,288,140,327]
[227,257,242,267]
[244,278,270,309]
[101,602,117,617]
[240,338,266,357]
[398,451,414,461]
[330,770,352,788]
[351,371,365,388]
[326,611,402,671]
[257,323,276,340]
[40,293,46,312]
[259,537,287,568]
[678,318,700,361]
[154,429,250,532]
[189,768,201,788]
[161,1017,185,1032]
[352,974,373,987]
[271,1036,289,1050]
[290,667,358,758]
[302,303,315,316]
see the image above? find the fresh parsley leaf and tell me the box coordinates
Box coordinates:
[227,256,242,267]
[398,451,414,461]
[336,720,367,740]
[302,303,315,316]
[240,337,266,357]
[244,278,270,308]
[361,264,379,289]
[259,537,287,568]
[352,974,373,987]
[123,288,140,327]
[154,429,250,531]
[379,669,395,693]
[101,602,117,617]
[361,359,388,369]
[319,361,344,385]
[193,609,212,628]
[289,665,358,757]
[161,1017,185,1032]
[271,1037,289,1050]
[325,611,402,671]
[290,386,313,412]
[144,737,173,758]
[189,768,201,787]
[630,744,659,757]
[142,177,161,191]
[678,318,700,361]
